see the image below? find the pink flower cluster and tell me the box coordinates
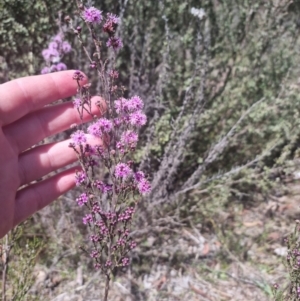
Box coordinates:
[70,28,149,271]
[41,33,71,74]
[114,96,147,128]
[134,171,151,195]
[71,130,87,145]
[83,7,103,24]
[114,96,144,113]
[87,118,113,137]
[81,7,123,51]
[80,205,137,268]
[71,85,151,197]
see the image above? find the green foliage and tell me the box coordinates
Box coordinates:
[0,224,43,301]
[0,0,74,81]
[273,222,300,300]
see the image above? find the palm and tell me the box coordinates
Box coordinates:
[0,71,101,238]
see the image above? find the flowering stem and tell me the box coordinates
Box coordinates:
[104,273,110,301]
[68,3,151,300]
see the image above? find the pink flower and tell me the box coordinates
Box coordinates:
[109,70,119,79]
[87,122,101,137]
[107,37,123,50]
[90,250,99,258]
[73,98,82,109]
[129,111,147,127]
[42,48,59,62]
[41,67,49,74]
[76,193,88,206]
[115,163,132,178]
[83,214,93,225]
[103,13,119,34]
[49,41,59,50]
[121,257,129,266]
[114,98,128,114]
[137,178,151,195]
[83,7,103,24]
[71,130,87,145]
[134,171,145,182]
[128,96,144,111]
[62,41,72,53]
[94,180,112,193]
[97,118,113,133]
[106,13,120,24]
[56,62,67,71]
[121,131,138,147]
[75,171,86,186]
[52,34,63,44]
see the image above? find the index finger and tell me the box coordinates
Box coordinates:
[0,70,86,126]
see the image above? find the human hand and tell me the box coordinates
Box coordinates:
[0,70,102,238]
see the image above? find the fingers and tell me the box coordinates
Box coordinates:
[14,167,80,228]
[18,136,102,186]
[4,96,105,154]
[0,70,87,126]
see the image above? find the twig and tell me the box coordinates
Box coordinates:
[103,274,110,301]
[1,234,10,301]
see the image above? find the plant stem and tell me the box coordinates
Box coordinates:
[2,234,10,301]
[103,273,110,301]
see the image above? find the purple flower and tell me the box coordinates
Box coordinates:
[85,144,97,156]
[115,163,132,178]
[137,178,151,195]
[128,95,144,111]
[76,193,88,206]
[114,98,129,114]
[92,204,101,213]
[41,67,49,74]
[103,13,119,34]
[129,241,137,249]
[56,62,67,71]
[87,122,101,137]
[73,98,82,109]
[116,141,125,154]
[49,41,59,50]
[83,7,103,24]
[71,130,87,145]
[94,180,112,193]
[134,171,145,182]
[75,171,86,186]
[97,118,113,133]
[90,250,99,258]
[121,130,138,147]
[107,37,123,50]
[73,70,84,81]
[49,65,58,72]
[106,13,120,24]
[109,69,119,79]
[52,34,63,44]
[83,214,93,225]
[121,257,129,266]
[42,48,60,62]
[62,41,72,53]
[129,111,147,127]
[105,260,112,267]
[117,238,126,246]
[90,235,101,242]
